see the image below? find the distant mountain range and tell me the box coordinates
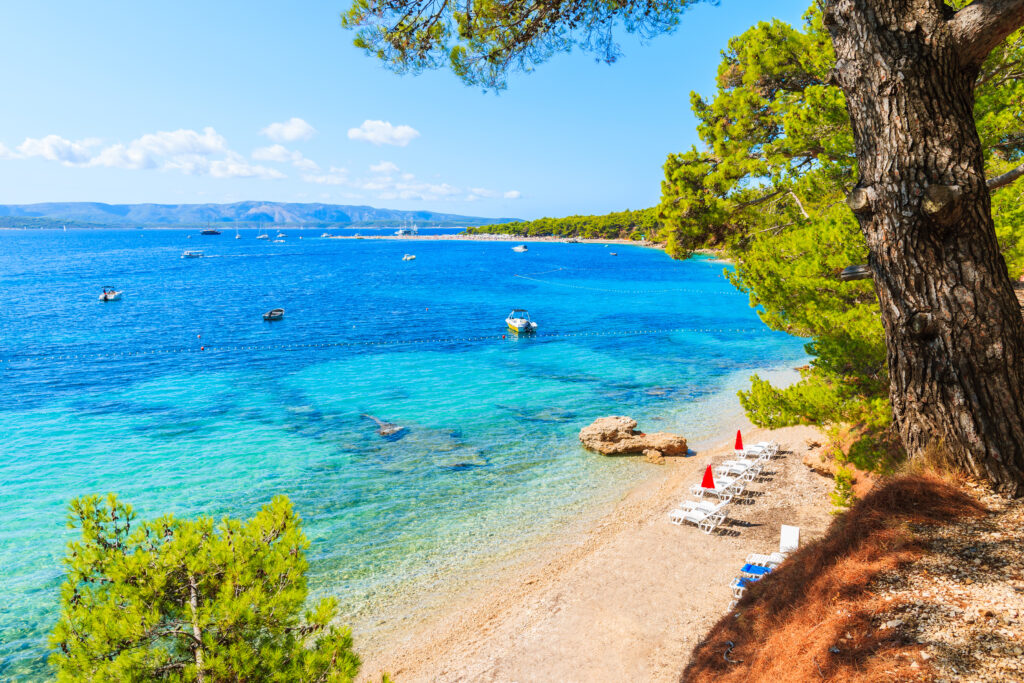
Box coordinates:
[0,201,520,228]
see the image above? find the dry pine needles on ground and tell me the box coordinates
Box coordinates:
[682,475,989,682]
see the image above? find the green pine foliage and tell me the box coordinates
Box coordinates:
[50,494,372,682]
[465,207,661,240]
[829,466,857,512]
[658,3,1024,470]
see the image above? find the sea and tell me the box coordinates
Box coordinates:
[0,227,808,678]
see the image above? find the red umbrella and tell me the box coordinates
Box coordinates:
[701,464,716,489]
[735,430,744,451]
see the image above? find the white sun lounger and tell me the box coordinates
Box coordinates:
[715,459,761,481]
[730,575,762,599]
[689,475,745,503]
[668,500,728,534]
[746,441,778,456]
[739,446,773,461]
[745,551,788,568]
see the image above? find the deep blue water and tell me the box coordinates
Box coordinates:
[0,229,807,678]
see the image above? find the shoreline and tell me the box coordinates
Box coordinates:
[327,233,669,250]
[356,422,833,682]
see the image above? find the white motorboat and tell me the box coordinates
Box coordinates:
[402,254,416,261]
[276,231,287,238]
[257,232,270,240]
[512,245,528,252]
[99,287,122,301]
[182,250,204,258]
[321,232,332,238]
[273,239,285,243]
[395,218,419,236]
[505,309,538,334]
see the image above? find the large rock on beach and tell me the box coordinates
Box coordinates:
[579,416,687,457]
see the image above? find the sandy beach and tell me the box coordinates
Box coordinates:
[357,423,833,682]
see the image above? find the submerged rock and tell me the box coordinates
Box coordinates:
[361,413,406,440]
[579,416,687,457]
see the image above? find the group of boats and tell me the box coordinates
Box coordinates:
[115,223,540,333]
[98,284,285,323]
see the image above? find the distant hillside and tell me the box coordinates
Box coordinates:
[0,201,519,228]
[464,207,661,241]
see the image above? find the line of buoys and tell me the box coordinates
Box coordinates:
[0,327,772,365]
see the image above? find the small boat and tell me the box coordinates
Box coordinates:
[402,254,416,261]
[505,309,538,334]
[257,232,270,240]
[235,229,241,239]
[263,308,284,321]
[273,239,285,243]
[276,231,287,238]
[321,232,332,238]
[512,245,528,253]
[98,287,122,302]
[182,250,204,258]
[201,228,221,235]
[609,252,618,256]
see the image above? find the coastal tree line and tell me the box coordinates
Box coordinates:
[465,207,661,240]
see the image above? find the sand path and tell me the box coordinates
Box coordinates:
[358,424,834,682]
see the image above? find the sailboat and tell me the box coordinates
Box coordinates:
[235,227,241,239]
[257,222,270,240]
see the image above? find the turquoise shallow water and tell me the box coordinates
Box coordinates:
[0,230,807,678]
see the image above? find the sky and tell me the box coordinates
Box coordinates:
[0,0,810,220]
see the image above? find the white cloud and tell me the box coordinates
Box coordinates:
[18,135,101,165]
[90,127,227,170]
[504,190,522,199]
[260,117,316,143]
[0,142,15,158]
[303,166,349,185]
[370,160,399,174]
[347,120,420,147]
[252,144,319,171]
[209,152,285,179]
[469,187,499,198]
[5,126,285,181]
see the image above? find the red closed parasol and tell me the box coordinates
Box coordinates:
[701,464,715,489]
[735,430,744,451]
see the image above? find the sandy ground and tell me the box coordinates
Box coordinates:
[358,424,834,682]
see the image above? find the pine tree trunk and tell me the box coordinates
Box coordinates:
[825,0,1024,495]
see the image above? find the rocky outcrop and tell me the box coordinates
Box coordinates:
[579,416,687,457]
[643,449,665,465]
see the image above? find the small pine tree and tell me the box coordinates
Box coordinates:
[829,466,857,513]
[50,493,366,682]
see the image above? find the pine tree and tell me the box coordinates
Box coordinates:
[50,494,370,682]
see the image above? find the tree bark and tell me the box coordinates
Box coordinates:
[188,574,206,683]
[824,0,1024,495]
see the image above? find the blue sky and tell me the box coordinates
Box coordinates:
[0,0,809,220]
